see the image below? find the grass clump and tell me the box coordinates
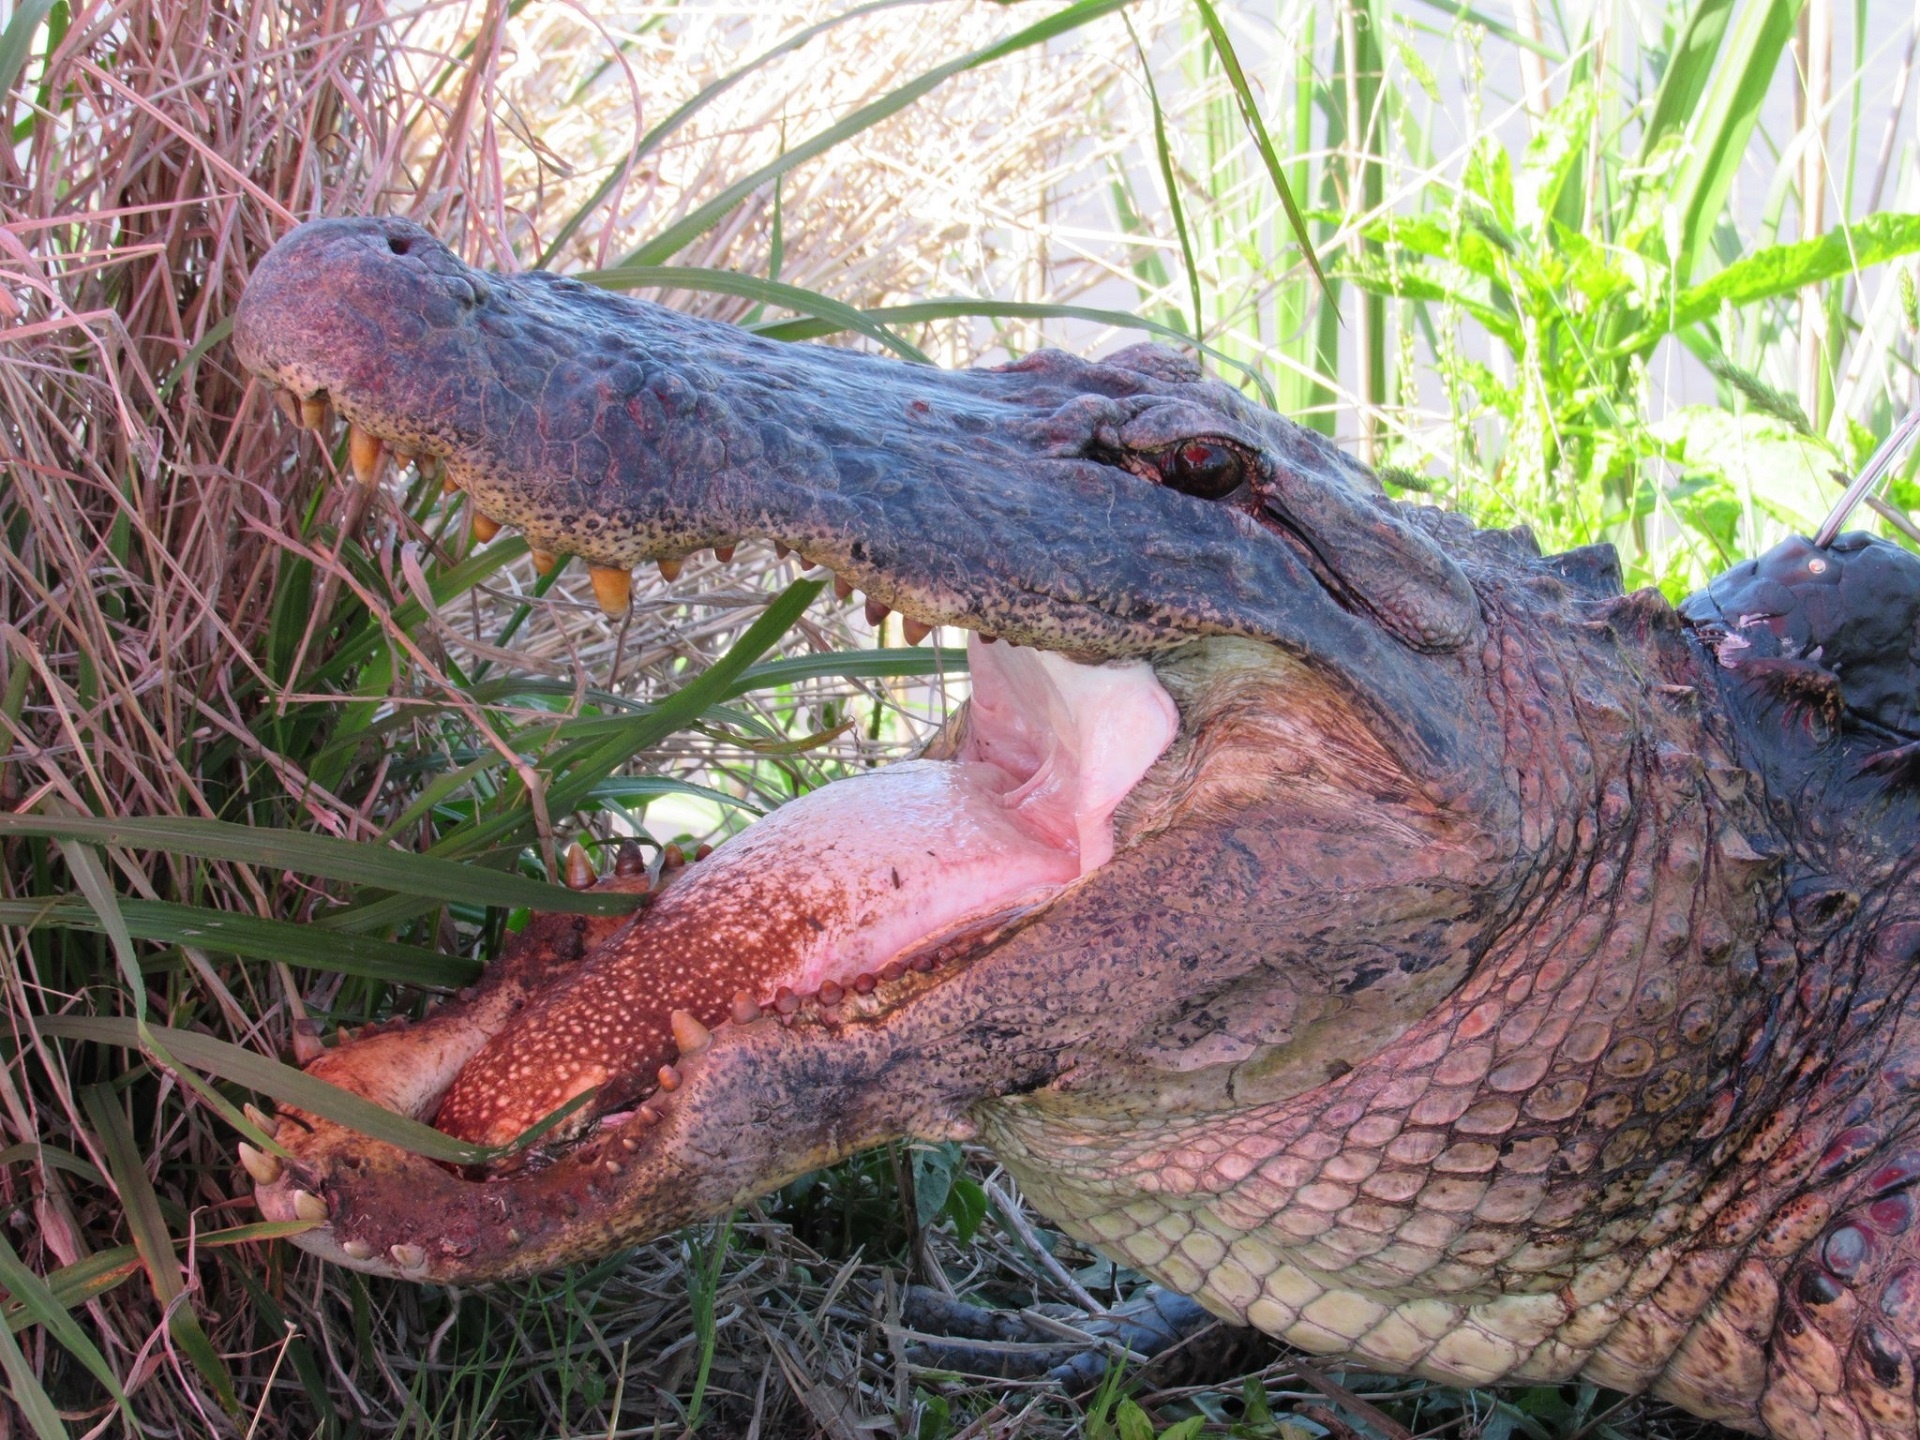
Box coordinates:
[0,0,1915,1437]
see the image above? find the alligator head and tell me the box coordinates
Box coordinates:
[234,217,1920,1438]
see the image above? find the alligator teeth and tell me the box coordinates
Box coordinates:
[774,542,791,560]
[394,449,418,468]
[471,511,502,543]
[272,389,301,426]
[588,565,631,616]
[564,842,595,891]
[237,1142,281,1185]
[774,986,799,1015]
[979,633,999,645]
[853,972,876,993]
[662,843,685,870]
[694,842,712,860]
[442,474,460,496]
[530,549,559,577]
[243,1102,279,1139]
[656,1064,682,1092]
[902,617,932,645]
[730,991,761,1024]
[817,980,844,1005]
[299,394,330,430]
[613,838,648,878]
[670,1009,712,1055]
[290,1019,324,1066]
[712,545,734,563]
[291,1189,330,1223]
[390,1243,427,1271]
[341,1239,374,1260]
[657,557,683,582]
[865,598,890,626]
[347,424,383,484]
[833,575,854,601]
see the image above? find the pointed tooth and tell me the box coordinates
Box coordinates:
[273,389,301,426]
[979,633,999,645]
[348,424,383,485]
[817,980,843,1006]
[712,545,735,563]
[394,449,418,468]
[442,473,460,496]
[471,511,501,543]
[237,1142,281,1185]
[731,991,761,1024]
[902,617,932,644]
[656,556,683,582]
[865,598,890,626]
[292,1189,329,1223]
[613,839,648,878]
[589,565,632,616]
[657,1064,682,1092]
[694,842,712,860]
[244,1103,279,1139]
[290,1020,324,1067]
[341,1239,374,1260]
[833,575,854,601]
[299,395,330,430]
[390,1243,426,1270]
[670,1009,712,1055]
[564,842,595,891]
[530,549,559,577]
[774,986,799,1016]
[662,843,685,870]
[774,542,791,560]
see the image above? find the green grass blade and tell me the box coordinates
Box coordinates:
[80,1085,240,1416]
[1124,12,1202,338]
[1189,0,1329,298]
[49,1018,497,1165]
[0,1315,66,1440]
[1638,0,1737,164]
[0,897,481,989]
[537,0,925,268]
[2,814,642,916]
[1658,0,1805,284]
[620,0,1133,268]
[574,265,930,362]
[0,1232,134,1427]
[752,300,1275,406]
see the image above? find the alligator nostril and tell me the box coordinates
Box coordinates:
[388,235,411,256]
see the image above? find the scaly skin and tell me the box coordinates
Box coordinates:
[232,217,1920,1440]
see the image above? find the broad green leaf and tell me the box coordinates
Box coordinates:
[0,0,53,110]
[0,897,480,989]
[0,813,643,916]
[1666,212,1920,332]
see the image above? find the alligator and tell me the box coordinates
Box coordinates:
[230,216,1920,1440]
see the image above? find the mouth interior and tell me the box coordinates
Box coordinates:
[430,633,1179,1148]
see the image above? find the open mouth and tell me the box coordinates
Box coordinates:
[428,628,1179,1151]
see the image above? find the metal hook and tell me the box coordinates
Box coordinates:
[1814,406,1920,549]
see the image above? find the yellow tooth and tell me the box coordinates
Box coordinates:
[244,1102,279,1139]
[471,511,501,543]
[657,557,683,582]
[290,1022,324,1067]
[273,389,301,426]
[299,395,330,430]
[348,425,383,485]
[292,1189,329,1223]
[530,549,559,577]
[341,1239,374,1260]
[564,843,594,891]
[237,1143,281,1186]
[442,473,460,496]
[589,565,632,616]
[903,617,933,645]
[390,1243,427,1270]
[394,449,418,469]
[671,1009,712,1055]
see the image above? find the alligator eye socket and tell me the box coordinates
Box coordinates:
[1160,441,1245,499]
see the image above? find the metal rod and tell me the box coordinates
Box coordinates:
[1815,406,1920,547]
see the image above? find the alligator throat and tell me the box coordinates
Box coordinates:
[432,636,1178,1146]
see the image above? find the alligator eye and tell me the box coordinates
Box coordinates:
[1160,441,1245,500]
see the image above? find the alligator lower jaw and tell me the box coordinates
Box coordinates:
[257,621,1179,1174]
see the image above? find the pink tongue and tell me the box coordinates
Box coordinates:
[433,638,1178,1145]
